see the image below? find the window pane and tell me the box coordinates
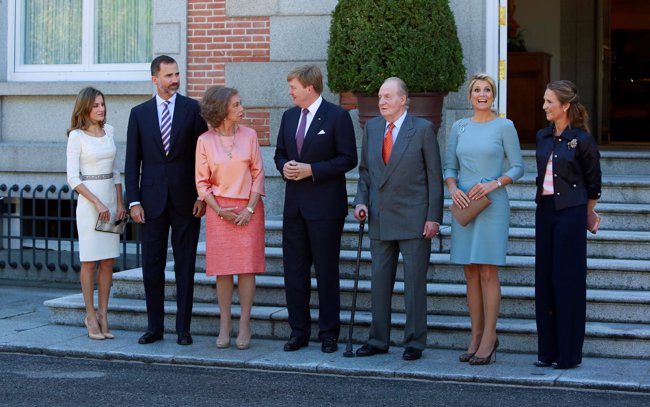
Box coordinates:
[23,0,83,64]
[95,0,153,64]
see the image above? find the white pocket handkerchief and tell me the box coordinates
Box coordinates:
[317,130,326,135]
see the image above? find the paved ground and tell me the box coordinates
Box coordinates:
[1,281,650,394]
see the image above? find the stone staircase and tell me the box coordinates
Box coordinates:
[45,149,650,358]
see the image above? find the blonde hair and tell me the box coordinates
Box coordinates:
[287,64,323,94]
[67,87,105,136]
[466,73,497,100]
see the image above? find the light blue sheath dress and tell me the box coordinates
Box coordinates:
[444,117,524,266]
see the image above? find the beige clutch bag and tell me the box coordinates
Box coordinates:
[450,196,491,226]
[95,212,130,234]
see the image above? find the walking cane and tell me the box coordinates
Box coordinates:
[343,209,366,357]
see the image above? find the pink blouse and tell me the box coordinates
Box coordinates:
[195,126,265,200]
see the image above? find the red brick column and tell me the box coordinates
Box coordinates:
[187,0,271,144]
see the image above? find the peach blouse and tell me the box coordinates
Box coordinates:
[195,126,265,200]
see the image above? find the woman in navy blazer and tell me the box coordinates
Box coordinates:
[534,80,601,369]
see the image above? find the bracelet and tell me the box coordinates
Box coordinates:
[246,207,255,214]
[495,178,503,188]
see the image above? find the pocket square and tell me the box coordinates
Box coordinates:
[317,130,326,135]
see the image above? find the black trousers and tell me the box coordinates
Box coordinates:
[535,196,587,368]
[141,200,200,335]
[282,213,344,341]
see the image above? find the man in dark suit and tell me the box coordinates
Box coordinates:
[353,77,443,361]
[125,55,207,346]
[274,64,357,353]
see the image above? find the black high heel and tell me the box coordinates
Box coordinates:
[469,338,499,365]
[458,351,476,362]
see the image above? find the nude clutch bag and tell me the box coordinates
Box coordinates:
[450,196,491,226]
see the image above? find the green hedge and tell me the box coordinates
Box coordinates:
[327,0,466,94]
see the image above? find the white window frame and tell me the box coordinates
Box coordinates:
[7,0,151,82]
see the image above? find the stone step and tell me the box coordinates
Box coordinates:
[257,219,650,260]
[523,149,650,177]
[341,172,650,205]
[111,269,650,324]
[44,292,650,358]
[343,198,650,231]
[187,245,650,291]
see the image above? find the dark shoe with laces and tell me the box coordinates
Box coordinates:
[321,337,338,353]
[355,343,388,357]
[402,347,423,361]
[283,337,309,352]
[177,332,193,345]
[138,331,164,344]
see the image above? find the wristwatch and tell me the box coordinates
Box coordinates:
[496,178,503,188]
[246,207,255,214]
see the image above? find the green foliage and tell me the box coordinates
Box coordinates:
[327,0,466,94]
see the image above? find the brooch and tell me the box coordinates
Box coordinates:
[568,139,578,150]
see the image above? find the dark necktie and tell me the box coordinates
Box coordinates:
[160,100,172,156]
[295,108,309,155]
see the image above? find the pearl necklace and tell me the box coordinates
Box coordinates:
[216,126,237,160]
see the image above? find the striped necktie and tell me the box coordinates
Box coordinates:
[161,100,172,156]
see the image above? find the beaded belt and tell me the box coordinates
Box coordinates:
[80,173,113,181]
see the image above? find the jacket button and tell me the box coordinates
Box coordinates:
[554,155,557,158]
[573,184,576,187]
[554,174,557,177]
[556,192,560,195]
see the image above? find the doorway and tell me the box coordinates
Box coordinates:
[607,0,650,143]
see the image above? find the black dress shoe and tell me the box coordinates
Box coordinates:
[355,343,388,357]
[177,332,193,345]
[321,337,338,353]
[138,331,163,344]
[283,337,309,352]
[534,360,552,367]
[402,347,423,361]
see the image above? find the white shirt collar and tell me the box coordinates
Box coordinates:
[156,93,177,106]
[304,96,323,115]
[386,110,408,132]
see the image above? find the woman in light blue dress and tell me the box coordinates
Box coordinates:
[444,73,523,365]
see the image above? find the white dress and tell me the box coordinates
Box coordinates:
[66,124,122,262]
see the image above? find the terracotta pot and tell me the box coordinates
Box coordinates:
[339,92,358,110]
[355,92,448,130]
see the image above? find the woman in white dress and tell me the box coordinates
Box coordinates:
[66,87,127,340]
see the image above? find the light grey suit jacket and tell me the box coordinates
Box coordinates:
[354,113,443,241]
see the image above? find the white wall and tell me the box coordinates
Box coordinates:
[516,0,561,81]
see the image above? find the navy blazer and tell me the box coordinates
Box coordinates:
[125,94,208,218]
[535,125,601,210]
[274,98,357,220]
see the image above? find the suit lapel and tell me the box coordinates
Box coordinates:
[380,113,415,187]
[285,107,300,158]
[168,95,187,156]
[145,98,166,156]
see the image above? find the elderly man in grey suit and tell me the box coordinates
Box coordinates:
[353,77,443,361]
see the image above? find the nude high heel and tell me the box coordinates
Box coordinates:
[96,313,114,339]
[84,316,105,340]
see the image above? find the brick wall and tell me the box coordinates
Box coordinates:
[187,0,271,144]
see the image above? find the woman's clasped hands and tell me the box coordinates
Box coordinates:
[217,206,251,226]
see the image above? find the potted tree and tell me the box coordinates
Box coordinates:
[327,0,465,129]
